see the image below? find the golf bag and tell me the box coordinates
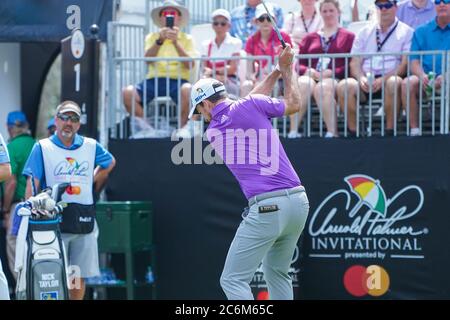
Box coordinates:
[15,183,70,300]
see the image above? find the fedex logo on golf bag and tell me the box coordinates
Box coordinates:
[40,291,58,300]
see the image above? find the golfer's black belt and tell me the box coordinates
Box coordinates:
[248,186,305,207]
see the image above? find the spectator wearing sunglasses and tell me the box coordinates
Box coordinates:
[283,0,323,51]
[401,0,450,136]
[241,3,293,97]
[22,101,116,300]
[337,0,414,137]
[200,9,243,98]
[289,0,355,138]
[397,0,436,30]
[230,0,284,46]
[122,0,196,133]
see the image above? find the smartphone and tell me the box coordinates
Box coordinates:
[166,15,174,28]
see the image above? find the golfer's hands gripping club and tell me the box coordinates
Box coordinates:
[277,44,295,74]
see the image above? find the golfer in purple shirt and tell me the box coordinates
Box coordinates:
[188,45,309,300]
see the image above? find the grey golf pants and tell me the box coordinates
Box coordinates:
[220,186,309,300]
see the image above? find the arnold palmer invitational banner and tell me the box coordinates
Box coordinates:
[108,136,450,299]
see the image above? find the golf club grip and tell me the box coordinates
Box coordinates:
[280,38,287,48]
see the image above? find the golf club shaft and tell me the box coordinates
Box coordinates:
[261,1,286,48]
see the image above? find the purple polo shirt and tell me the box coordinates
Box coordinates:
[206,94,301,199]
[397,0,436,30]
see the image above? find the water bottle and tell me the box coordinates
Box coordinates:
[366,72,375,86]
[366,72,375,93]
[145,266,154,284]
[426,72,435,97]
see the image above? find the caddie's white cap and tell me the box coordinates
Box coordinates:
[211,9,231,22]
[255,2,275,20]
[189,78,226,119]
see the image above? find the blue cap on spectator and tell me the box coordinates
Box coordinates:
[47,118,56,129]
[7,111,28,127]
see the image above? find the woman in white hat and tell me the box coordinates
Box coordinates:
[200,9,243,98]
[122,0,196,132]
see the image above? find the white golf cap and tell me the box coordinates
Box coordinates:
[255,2,275,20]
[211,8,231,22]
[189,78,226,119]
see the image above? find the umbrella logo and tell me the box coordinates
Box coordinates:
[345,174,387,218]
[65,157,80,169]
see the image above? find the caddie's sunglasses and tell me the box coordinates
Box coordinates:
[213,21,227,27]
[257,15,272,23]
[435,0,450,5]
[375,2,395,10]
[57,114,80,123]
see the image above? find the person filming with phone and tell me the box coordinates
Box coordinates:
[122,0,197,137]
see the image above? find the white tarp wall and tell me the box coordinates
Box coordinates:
[0,43,21,139]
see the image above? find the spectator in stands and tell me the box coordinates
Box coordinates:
[288,0,355,138]
[200,9,242,99]
[397,0,436,29]
[337,0,414,137]
[241,3,293,97]
[122,0,196,132]
[47,118,56,137]
[230,0,283,46]
[401,0,450,136]
[283,0,323,50]
[2,111,35,280]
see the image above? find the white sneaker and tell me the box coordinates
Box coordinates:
[375,107,384,117]
[324,132,335,138]
[287,131,302,139]
[410,128,421,137]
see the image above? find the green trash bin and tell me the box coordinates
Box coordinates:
[93,201,154,299]
[96,201,153,252]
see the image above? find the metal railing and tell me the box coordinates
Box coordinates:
[106,52,449,139]
[108,54,273,139]
[104,22,449,139]
[291,50,449,138]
